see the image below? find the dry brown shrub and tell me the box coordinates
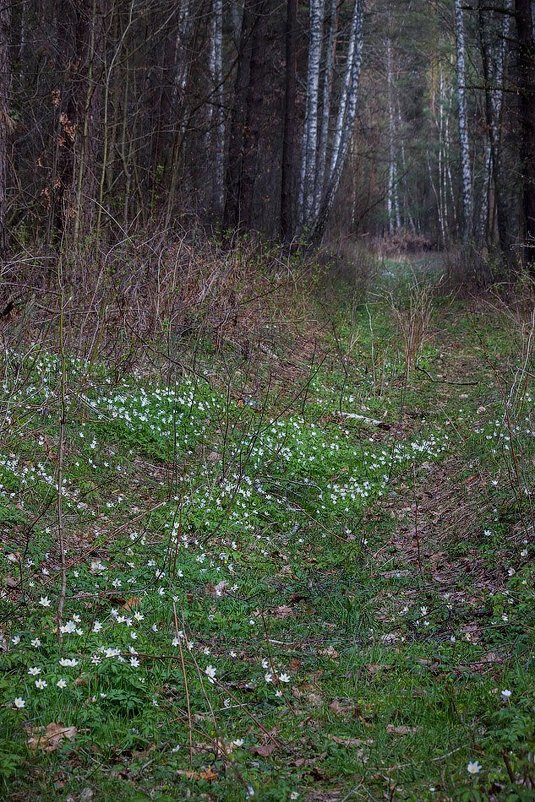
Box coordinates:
[0,229,322,377]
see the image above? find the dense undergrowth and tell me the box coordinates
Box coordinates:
[0,252,534,801]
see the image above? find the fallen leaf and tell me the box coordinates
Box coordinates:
[199,767,218,781]
[291,753,327,768]
[176,766,218,781]
[329,699,353,716]
[386,724,419,735]
[310,766,328,780]
[207,580,228,596]
[106,594,127,606]
[253,742,276,757]
[28,723,77,752]
[318,646,339,658]
[366,663,390,674]
[122,597,140,610]
[272,605,294,618]
[328,735,373,747]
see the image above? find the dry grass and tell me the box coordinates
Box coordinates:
[388,278,433,374]
[0,233,316,363]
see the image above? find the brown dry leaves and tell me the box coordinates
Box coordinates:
[176,767,218,781]
[27,722,77,752]
[386,724,420,735]
[253,742,277,757]
[328,735,374,747]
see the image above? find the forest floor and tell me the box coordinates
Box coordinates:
[0,255,534,802]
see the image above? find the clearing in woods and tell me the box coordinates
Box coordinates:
[0,258,533,801]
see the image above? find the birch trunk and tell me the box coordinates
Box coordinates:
[478,142,492,242]
[453,0,473,243]
[314,0,364,238]
[445,81,458,230]
[329,0,363,175]
[298,0,325,228]
[281,0,298,240]
[314,0,338,218]
[436,68,447,244]
[230,0,243,45]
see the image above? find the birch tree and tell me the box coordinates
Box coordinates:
[314,0,365,238]
[453,0,473,244]
[281,0,298,239]
[298,0,325,229]
[314,0,339,219]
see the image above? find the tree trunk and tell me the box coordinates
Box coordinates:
[166,0,195,225]
[478,0,513,256]
[73,0,106,243]
[280,0,298,240]
[298,0,325,229]
[386,37,400,236]
[516,0,535,266]
[211,0,225,217]
[314,0,338,219]
[224,0,271,231]
[314,0,364,238]
[453,0,473,244]
[0,0,10,256]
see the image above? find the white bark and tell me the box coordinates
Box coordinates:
[433,66,455,243]
[437,68,448,242]
[453,0,473,243]
[478,0,512,241]
[488,0,512,158]
[314,0,338,217]
[329,0,363,176]
[445,80,458,229]
[299,0,325,228]
[314,0,364,236]
[230,0,243,46]
[478,142,492,239]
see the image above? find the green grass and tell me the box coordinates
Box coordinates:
[0,286,533,801]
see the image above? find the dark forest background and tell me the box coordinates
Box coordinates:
[0,0,534,275]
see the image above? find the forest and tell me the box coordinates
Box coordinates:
[0,1,534,801]
[0,0,533,256]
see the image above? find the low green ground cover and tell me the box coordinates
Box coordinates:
[1,277,533,801]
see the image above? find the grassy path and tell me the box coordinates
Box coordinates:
[0,278,533,801]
